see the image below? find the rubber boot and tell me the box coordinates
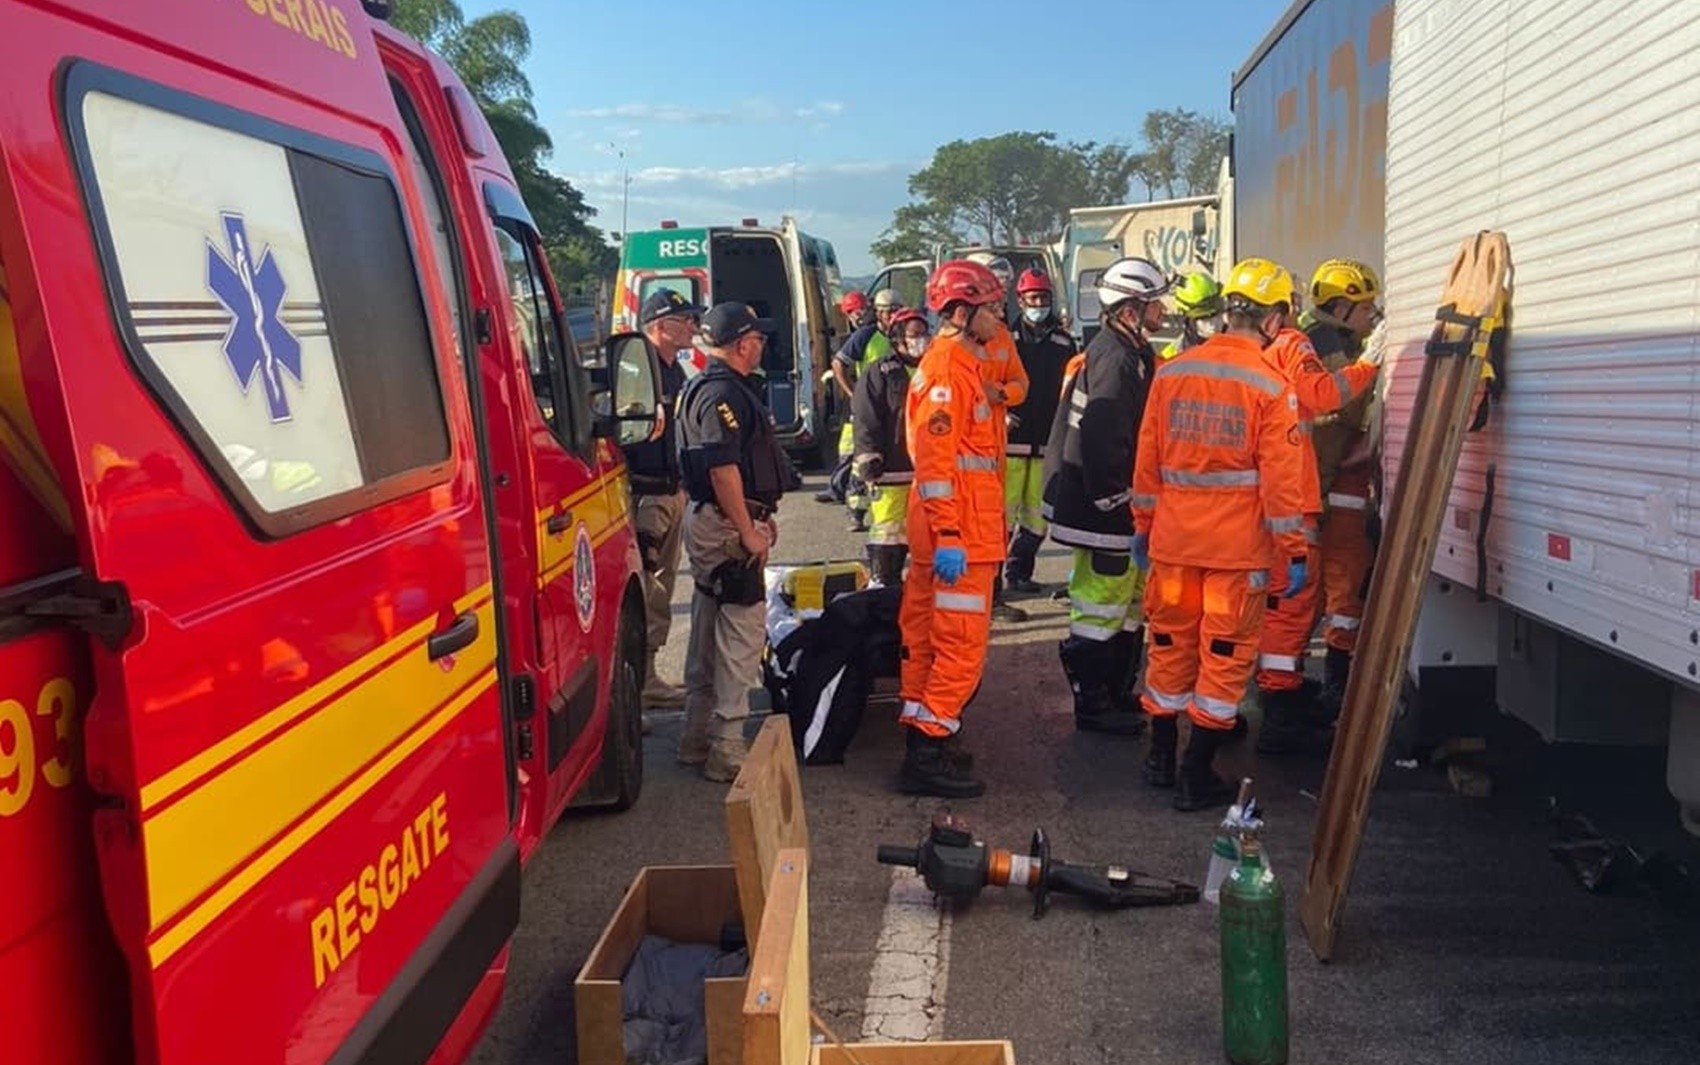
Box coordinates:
[1255,688,1336,756]
[1318,647,1351,723]
[867,544,909,588]
[1174,725,1237,811]
[1110,628,1145,717]
[898,728,985,798]
[1004,527,1044,595]
[1143,713,1178,787]
[1061,635,1143,735]
[848,507,870,533]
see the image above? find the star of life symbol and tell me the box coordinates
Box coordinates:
[207,212,303,423]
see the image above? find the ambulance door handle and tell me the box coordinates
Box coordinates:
[547,510,573,536]
[428,611,479,661]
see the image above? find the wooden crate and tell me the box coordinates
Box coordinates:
[574,865,748,1065]
[725,716,810,948]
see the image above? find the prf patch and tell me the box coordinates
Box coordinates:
[716,402,741,432]
[927,411,952,437]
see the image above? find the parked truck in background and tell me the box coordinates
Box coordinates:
[1058,194,1222,347]
[610,217,847,467]
[1234,0,1700,833]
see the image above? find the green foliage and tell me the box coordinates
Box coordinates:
[872,110,1230,264]
[391,0,614,291]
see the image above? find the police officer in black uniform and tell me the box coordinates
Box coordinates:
[626,289,704,719]
[677,302,791,781]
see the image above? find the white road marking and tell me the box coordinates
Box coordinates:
[860,867,951,1041]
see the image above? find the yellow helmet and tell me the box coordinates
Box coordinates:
[1310,258,1381,306]
[1222,257,1295,310]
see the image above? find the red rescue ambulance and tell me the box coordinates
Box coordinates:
[0,2,664,1063]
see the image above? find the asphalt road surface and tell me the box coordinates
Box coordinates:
[471,474,1700,1065]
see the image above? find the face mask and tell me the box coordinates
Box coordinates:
[1022,306,1050,325]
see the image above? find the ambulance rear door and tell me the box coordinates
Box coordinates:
[1,10,518,1063]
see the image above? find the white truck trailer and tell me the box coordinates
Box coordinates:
[1235,0,1700,832]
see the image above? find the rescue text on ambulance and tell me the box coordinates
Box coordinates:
[310,792,450,987]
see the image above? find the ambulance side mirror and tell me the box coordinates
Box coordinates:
[588,331,662,446]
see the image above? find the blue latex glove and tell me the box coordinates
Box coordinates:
[1130,533,1150,572]
[1283,559,1308,599]
[933,545,968,585]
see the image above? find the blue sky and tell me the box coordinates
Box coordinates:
[459,0,1295,274]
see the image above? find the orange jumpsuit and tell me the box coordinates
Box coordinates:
[1253,328,1377,693]
[899,331,1006,737]
[1132,335,1308,730]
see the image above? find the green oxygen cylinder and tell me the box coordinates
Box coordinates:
[1219,819,1288,1065]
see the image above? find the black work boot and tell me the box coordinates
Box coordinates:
[990,576,1029,623]
[1062,635,1142,735]
[899,728,986,798]
[1144,714,1178,787]
[1003,528,1044,595]
[849,508,870,533]
[1174,725,1237,811]
[1318,647,1352,723]
[1074,685,1145,735]
[1256,688,1336,756]
[1111,628,1145,715]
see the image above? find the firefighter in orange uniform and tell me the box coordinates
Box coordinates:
[1300,259,1387,720]
[1133,257,1310,811]
[896,259,1009,798]
[1252,264,1383,755]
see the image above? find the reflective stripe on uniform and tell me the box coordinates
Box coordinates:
[918,480,953,499]
[1143,685,1191,713]
[1332,368,1355,401]
[1162,467,1259,488]
[1248,570,1269,591]
[899,699,961,734]
[1327,492,1369,510]
[1006,442,1035,456]
[1266,514,1305,533]
[1070,598,1126,620]
[1069,621,1117,641]
[1194,694,1239,721]
[1155,359,1284,396]
[1093,490,1133,511]
[1326,614,1361,630]
[1130,493,1158,509]
[1049,523,1134,551]
[957,455,999,472]
[878,471,915,484]
[935,591,988,613]
[1259,653,1299,671]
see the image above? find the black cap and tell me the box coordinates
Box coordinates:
[700,302,774,346]
[640,288,705,324]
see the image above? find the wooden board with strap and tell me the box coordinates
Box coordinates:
[1300,231,1513,960]
[725,715,810,951]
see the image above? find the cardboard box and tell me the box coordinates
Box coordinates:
[575,865,748,1065]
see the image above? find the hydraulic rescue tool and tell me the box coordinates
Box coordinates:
[876,813,1200,918]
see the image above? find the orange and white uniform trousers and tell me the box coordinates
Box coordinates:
[898,333,1007,737]
[1132,334,1310,731]
[1255,328,1376,692]
[1318,466,1373,652]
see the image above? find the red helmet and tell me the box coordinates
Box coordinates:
[839,290,870,316]
[890,308,929,331]
[926,259,1003,314]
[1016,268,1053,296]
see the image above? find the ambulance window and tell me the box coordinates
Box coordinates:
[67,84,453,534]
[641,275,700,308]
[495,223,573,443]
[389,79,467,359]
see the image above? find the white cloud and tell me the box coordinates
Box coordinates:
[565,99,848,127]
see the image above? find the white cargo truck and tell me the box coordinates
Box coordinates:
[1234,0,1700,832]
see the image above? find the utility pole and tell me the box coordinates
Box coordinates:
[608,141,631,239]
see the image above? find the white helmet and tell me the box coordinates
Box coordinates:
[1096,257,1171,313]
[872,289,904,311]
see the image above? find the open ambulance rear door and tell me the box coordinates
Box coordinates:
[0,3,519,1062]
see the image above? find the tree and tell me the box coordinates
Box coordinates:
[1137,108,1231,200]
[390,0,614,290]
